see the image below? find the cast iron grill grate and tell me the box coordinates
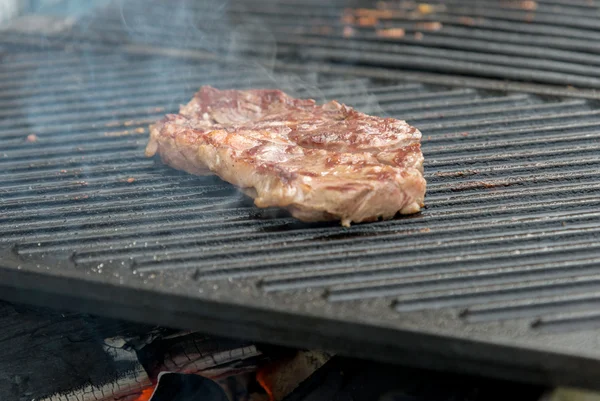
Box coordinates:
[67,0,600,90]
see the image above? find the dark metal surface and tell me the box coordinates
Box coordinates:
[72,0,600,90]
[3,0,600,391]
[283,356,545,401]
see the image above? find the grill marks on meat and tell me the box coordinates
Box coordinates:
[145,86,426,226]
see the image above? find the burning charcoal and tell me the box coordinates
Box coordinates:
[138,333,264,381]
[256,351,332,401]
[40,346,152,401]
[148,373,229,401]
[0,301,158,400]
[216,373,260,401]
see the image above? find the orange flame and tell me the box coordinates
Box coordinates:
[256,368,275,401]
[134,387,155,401]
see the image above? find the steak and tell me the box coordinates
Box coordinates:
[145,86,426,226]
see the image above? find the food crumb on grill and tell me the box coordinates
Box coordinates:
[458,16,476,25]
[126,177,136,183]
[414,32,424,40]
[416,22,443,31]
[417,3,434,14]
[343,26,355,37]
[340,14,354,24]
[104,127,147,137]
[376,28,405,38]
[354,8,394,18]
[357,16,378,26]
[502,0,537,10]
[26,134,38,143]
[435,170,479,178]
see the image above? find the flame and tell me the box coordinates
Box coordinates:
[134,387,155,401]
[256,368,275,401]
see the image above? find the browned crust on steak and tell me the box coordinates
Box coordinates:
[146,86,426,226]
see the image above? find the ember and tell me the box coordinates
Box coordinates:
[135,387,155,401]
[256,352,331,401]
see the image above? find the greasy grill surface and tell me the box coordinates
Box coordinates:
[3,4,600,388]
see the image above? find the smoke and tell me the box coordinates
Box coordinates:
[0,0,20,24]
[7,0,384,216]
[104,0,380,109]
[27,0,381,107]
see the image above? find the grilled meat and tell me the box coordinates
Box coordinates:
[145,86,426,226]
